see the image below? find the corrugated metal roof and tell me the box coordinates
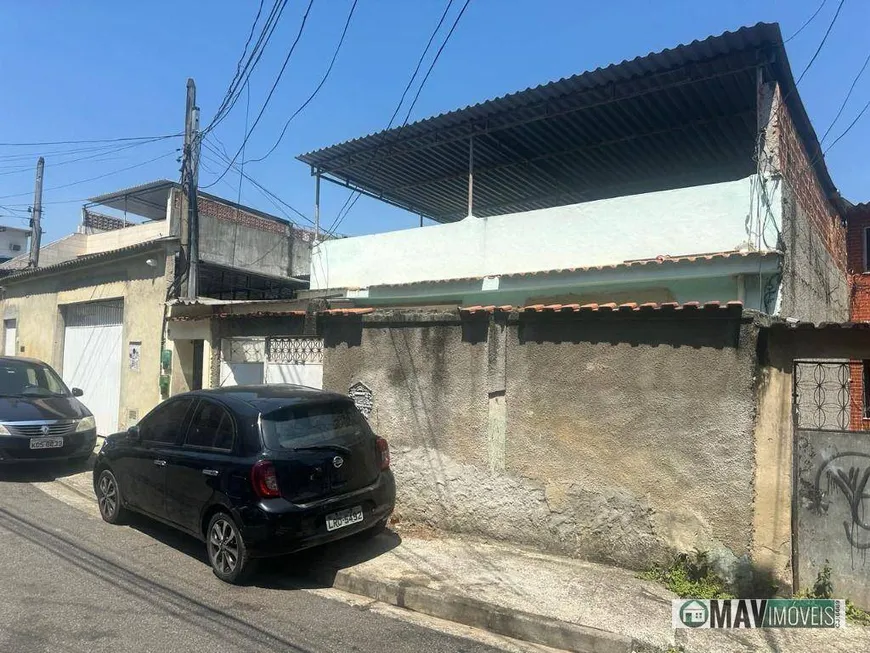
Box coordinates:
[459,301,744,315]
[0,237,178,283]
[366,250,779,289]
[299,22,837,223]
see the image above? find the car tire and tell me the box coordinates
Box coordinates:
[206,512,253,585]
[95,468,126,524]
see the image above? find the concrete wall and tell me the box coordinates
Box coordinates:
[85,220,169,255]
[322,310,764,571]
[311,176,760,290]
[0,245,173,432]
[0,228,28,262]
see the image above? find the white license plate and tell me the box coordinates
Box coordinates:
[29,437,64,450]
[325,506,363,532]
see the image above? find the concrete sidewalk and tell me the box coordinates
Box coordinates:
[55,465,870,653]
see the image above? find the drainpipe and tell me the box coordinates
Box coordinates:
[467,134,474,218]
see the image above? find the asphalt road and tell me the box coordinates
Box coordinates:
[0,465,523,653]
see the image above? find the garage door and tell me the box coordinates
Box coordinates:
[62,300,123,435]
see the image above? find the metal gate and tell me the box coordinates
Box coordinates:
[219,336,323,389]
[62,300,124,434]
[793,360,870,609]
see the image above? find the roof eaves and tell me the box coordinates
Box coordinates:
[0,237,178,283]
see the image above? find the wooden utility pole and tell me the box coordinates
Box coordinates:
[182,78,201,300]
[28,157,44,268]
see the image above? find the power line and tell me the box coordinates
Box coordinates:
[0,134,180,147]
[795,0,847,85]
[249,0,359,163]
[785,0,828,42]
[820,51,870,143]
[203,0,316,189]
[203,139,313,225]
[327,0,459,232]
[822,96,870,155]
[326,0,472,236]
[203,0,289,135]
[0,150,177,201]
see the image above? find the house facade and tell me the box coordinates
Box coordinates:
[300,23,847,324]
[0,181,312,435]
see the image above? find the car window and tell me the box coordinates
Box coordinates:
[261,402,371,450]
[185,401,234,451]
[139,398,195,445]
[0,360,69,397]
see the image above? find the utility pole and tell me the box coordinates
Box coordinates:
[28,157,44,268]
[181,78,201,299]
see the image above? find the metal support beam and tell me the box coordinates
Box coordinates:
[467,135,474,218]
[314,167,321,242]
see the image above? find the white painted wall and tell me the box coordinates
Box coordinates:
[311,176,768,290]
[0,228,29,261]
[85,220,169,255]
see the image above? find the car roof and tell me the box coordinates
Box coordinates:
[185,385,353,414]
[0,356,51,366]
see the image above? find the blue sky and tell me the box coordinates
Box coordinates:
[0,0,868,243]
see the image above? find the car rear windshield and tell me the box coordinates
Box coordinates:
[0,360,70,397]
[260,401,372,450]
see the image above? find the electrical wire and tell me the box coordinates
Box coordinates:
[795,0,847,85]
[203,0,289,135]
[203,139,313,224]
[202,0,315,189]
[0,134,180,147]
[325,0,472,236]
[0,150,178,201]
[820,51,870,144]
[249,0,359,163]
[784,0,828,43]
[822,96,870,155]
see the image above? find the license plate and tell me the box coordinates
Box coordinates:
[29,437,64,450]
[325,506,363,532]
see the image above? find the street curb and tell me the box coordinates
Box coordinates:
[325,568,637,653]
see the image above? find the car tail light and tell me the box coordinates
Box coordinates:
[376,436,390,471]
[251,460,281,498]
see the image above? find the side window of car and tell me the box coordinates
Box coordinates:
[139,398,195,445]
[184,401,235,452]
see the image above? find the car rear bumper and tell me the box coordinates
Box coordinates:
[239,470,396,558]
[0,429,97,463]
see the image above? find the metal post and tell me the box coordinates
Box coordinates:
[28,157,44,268]
[314,168,321,242]
[467,135,474,218]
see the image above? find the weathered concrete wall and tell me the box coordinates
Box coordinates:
[322,310,764,571]
[0,245,172,431]
[796,429,870,610]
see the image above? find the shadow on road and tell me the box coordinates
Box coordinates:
[0,454,94,483]
[124,512,402,589]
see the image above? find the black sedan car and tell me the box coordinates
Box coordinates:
[93,385,395,583]
[0,357,97,464]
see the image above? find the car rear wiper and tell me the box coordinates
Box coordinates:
[288,444,353,455]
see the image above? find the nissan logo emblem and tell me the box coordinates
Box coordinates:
[40,425,50,436]
[332,456,344,469]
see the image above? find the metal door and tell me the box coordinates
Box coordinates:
[62,300,123,434]
[3,319,16,356]
[264,337,323,389]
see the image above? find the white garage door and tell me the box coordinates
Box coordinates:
[62,300,123,435]
[3,319,16,356]
[219,337,323,389]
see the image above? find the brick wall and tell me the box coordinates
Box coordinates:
[777,102,846,270]
[846,206,870,429]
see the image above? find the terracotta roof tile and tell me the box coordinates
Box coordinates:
[321,307,375,316]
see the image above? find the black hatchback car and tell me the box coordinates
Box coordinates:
[0,357,97,464]
[93,385,395,583]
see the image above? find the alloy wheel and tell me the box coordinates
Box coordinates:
[98,472,117,519]
[208,518,239,575]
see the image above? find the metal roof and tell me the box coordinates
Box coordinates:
[298,22,837,223]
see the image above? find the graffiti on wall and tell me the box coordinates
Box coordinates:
[808,451,870,552]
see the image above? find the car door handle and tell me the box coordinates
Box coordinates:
[202,469,219,477]
[153,459,167,467]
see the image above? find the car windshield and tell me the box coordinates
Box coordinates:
[0,360,70,397]
[261,402,371,450]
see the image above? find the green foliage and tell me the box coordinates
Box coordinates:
[797,561,870,626]
[639,550,734,600]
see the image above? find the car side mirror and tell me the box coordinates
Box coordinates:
[127,425,141,441]
[72,387,84,397]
